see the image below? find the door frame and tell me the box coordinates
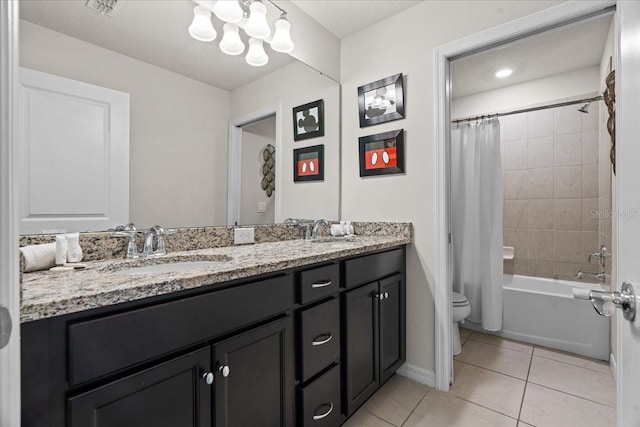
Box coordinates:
[0,0,21,425]
[227,104,282,225]
[433,0,617,391]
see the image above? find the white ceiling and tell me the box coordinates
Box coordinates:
[451,14,613,98]
[291,0,422,39]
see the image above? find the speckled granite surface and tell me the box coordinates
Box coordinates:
[21,224,412,323]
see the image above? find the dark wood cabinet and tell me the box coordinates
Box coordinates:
[379,274,405,385]
[68,346,212,427]
[213,316,294,427]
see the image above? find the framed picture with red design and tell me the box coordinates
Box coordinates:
[358,129,405,177]
[293,144,324,182]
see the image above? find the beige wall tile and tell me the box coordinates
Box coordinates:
[554,166,582,198]
[504,170,528,200]
[529,230,554,261]
[504,229,529,260]
[554,105,582,135]
[554,262,582,281]
[527,136,553,169]
[504,200,528,229]
[582,130,598,165]
[504,140,528,171]
[554,133,582,167]
[554,199,582,230]
[582,231,599,266]
[527,199,554,230]
[528,259,554,278]
[582,198,599,231]
[528,168,554,199]
[527,110,554,139]
[520,383,615,427]
[554,231,583,263]
[503,258,514,274]
[513,257,529,275]
[583,164,599,198]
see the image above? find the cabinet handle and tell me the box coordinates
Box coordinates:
[311,280,332,288]
[218,365,230,378]
[312,402,334,421]
[311,333,333,346]
[202,371,214,385]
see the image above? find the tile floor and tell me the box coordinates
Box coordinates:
[344,328,616,427]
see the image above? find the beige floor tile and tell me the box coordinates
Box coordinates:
[520,383,616,427]
[459,327,472,342]
[363,375,430,426]
[455,339,532,380]
[528,357,615,407]
[343,408,394,427]
[533,347,610,374]
[468,332,534,355]
[517,423,534,427]
[403,390,517,427]
[451,361,526,418]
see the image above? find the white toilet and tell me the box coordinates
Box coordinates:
[452,292,471,355]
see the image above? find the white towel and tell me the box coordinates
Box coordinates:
[20,243,56,272]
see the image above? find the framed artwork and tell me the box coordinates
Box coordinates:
[358,129,405,177]
[293,144,324,182]
[293,99,324,141]
[358,73,405,127]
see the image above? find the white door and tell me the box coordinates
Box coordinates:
[616,1,640,425]
[0,1,21,426]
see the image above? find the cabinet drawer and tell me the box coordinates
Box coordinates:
[344,248,404,289]
[300,298,340,382]
[298,263,339,304]
[300,364,341,427]
[68,275,293,386]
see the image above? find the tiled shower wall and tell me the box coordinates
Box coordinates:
[502,101,604,280]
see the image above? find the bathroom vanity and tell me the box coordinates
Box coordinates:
[20,232,409,426]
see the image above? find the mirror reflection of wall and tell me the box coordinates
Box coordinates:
[17,1,340,233]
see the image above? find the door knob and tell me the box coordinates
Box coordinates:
[572,282,636,321]
[218,365,231,377]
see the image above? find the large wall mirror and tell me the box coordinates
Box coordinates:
[18,0,340,234]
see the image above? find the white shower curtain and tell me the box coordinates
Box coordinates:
[451,118,503,331]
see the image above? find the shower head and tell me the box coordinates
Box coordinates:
[578,103,590,113]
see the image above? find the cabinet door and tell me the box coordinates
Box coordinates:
[68,347,211,427]
[379,273,406,385]
[213,316,294,427]
[343,281,379,416]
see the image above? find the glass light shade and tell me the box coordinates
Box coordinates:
[220,23,245,55]
[189,5,217,42]
[270,16,294,53]
[244,1,271,39]
[213,0,243,23]
[245,38,269,66]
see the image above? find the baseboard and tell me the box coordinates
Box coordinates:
[610,352,617,384]
[396,363,436,388]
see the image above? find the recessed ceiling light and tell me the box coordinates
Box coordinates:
[495,68,513,78]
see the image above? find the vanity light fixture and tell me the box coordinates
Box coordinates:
[495,68,513,78]
[189,0,295,67]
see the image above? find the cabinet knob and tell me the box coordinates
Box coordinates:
[219,365,231,378]
[384,292,389,299]
[202,371,214,385]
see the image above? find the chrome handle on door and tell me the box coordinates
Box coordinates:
[311,280,332,288]
[202,371,214,385]
[218,365,230,377]
[311,333,332,346]
[572,282,636,321]
[312,402,334,421]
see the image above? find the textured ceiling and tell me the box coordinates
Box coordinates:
[291,0,422,39]
[20,0,296,91]
[451,14,613,98]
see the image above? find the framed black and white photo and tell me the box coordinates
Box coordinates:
[293,144,324,182]
[358,73,405,127]
[358,129,405,177]
[293,99,324,141]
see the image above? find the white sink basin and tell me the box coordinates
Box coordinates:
[113,261,225,275]
[101,254,232,275]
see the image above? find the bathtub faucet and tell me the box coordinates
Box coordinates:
[575,271,610,283]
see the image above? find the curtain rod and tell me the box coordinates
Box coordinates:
[451,95,604,124]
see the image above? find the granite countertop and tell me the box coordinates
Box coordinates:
[21,234,411,323]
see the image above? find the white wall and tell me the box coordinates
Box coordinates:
[452,66,599,118]
[20,20,230,229]
[231,61,340,221]
[241,118,276,225]
[341,0,564,375]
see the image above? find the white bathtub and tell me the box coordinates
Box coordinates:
[466,274,610,360]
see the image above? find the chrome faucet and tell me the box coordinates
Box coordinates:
[142,225,175,257]
[111,223,140,259]
[588,245,611,268]
[575,271,610,283]
[311,219,330,240]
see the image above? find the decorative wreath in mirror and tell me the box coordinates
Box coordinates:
[603,70,615,175]
[261,144,275,197]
